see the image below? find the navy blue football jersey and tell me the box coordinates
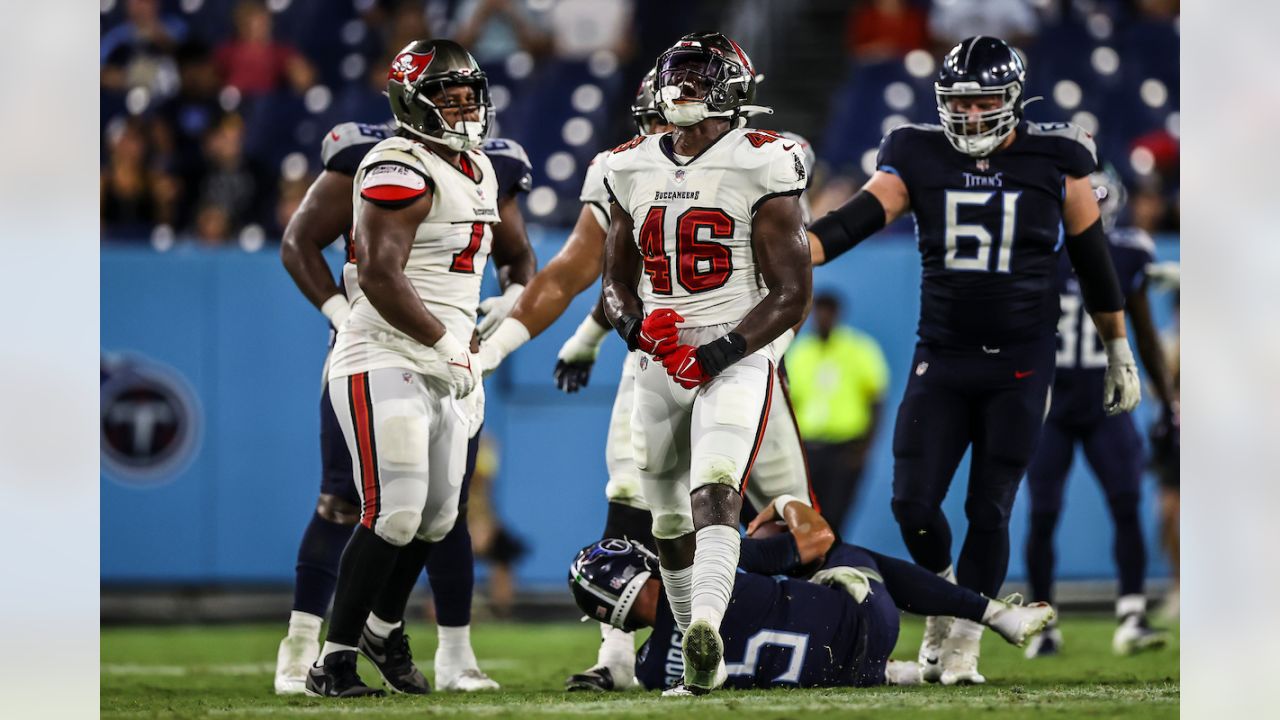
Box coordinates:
[635,571,864,690]
[1049,227,1154,425]
[876,121,1098,348]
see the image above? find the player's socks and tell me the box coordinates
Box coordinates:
[689,525,739,630]
[598,624,636,668]
[659,565,694,633]
[426,514,475,627]
[958,523,1011,599]
[368,537,432,625]
[364,612,401,639]
[565,624,637,692]
[940,619,986,686]
[1109,496,1146,598]
[319,641,358,662]
[865,550,988,621]
[435,624,500,691]
[1113,594,1168,655]
[324,525,402,650]
[293,512,354,617]
[602,501,656,553]
[275,611,323,695]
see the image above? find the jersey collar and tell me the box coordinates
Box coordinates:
[658,130,731,167]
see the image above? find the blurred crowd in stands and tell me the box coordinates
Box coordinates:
[101,0,1179,248]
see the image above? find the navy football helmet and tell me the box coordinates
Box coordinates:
[568,539,658,631]
[935,36,1026,157]
[652,31,771,127]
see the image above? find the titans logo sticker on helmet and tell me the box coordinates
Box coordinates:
[101,353,203,487]
[389,49,436,84]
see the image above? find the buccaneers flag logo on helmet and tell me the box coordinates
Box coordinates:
[389,50,436,84]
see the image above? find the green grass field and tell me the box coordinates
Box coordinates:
[102,615,1178,719]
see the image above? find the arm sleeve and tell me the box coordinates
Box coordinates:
[1065,218,1125,313]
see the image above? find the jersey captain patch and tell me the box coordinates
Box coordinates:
[359,163,429,208]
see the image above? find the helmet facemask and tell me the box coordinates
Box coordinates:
[396,75,491,152]
[655,49,750,127]
[935,80,1021,157]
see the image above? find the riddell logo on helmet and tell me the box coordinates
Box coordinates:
[389,50,435,83]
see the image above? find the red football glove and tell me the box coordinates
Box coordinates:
[661,344,709,389]
[637,309,682,357]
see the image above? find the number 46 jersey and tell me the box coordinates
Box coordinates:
[603,128,807,328]
[877,121,1098,349]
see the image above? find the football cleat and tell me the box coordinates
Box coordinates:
[918,615,952,683]
[565,664,638,692]
[939,627,986,686]
[661,681,710,697]
[1113,615,1170,655]
[985,593,1057,647]
[885,660,923,686]
[274,634,319,695]
[304,650,385,698]
[436,666,501,692]
[1024,624,1063,659]
[357,625,430,694]
[682,620,726,691]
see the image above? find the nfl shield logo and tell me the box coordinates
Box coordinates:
[915,361,929,376]
[639,356,649,371]
[976,159,989,171]
[673,168,686,184]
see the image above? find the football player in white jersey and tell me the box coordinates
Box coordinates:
[475,65,819,691]
[274,119,532,694]
[600,32,812,695]
[305,39,501,699]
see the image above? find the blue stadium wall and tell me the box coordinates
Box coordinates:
[101,232,1179,587]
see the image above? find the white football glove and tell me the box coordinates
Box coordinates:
[554,315,610,393]
[434,332,480,399]
[1145,261,1181,292]
[320,293,351,330]
[475,317,533,378]
[1103,338,1141,415]
[477,283,525,340]
[810,566,873,604]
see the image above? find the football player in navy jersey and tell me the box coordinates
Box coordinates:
[568,494,1054,692]
[273,110,534,693]
[805,36,1141,685]
[1022,166,1176,658]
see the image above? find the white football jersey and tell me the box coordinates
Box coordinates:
[329,136,500,381]
[580,149,612,232]
[603,128,807,328]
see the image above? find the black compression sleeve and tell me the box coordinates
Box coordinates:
[1064,218,1125,313]
[808,189,887,263]
[738,534,802,576]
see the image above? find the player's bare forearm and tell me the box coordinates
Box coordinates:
[491,194,536,289]
[509,205,607,338]
[735,194,811,354]
[779,500,836,565]
[355,194,448,347]
[1127,284,1176,409]
[602,202,644,328]
[1089,309,1127,342]
[280,170,353,309]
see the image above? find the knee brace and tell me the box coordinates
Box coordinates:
[691,454,742,492]
[891,498,938,531]
[377,508,422,547]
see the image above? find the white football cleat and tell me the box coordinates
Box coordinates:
[985,593,1057,647]
[939,625,986,686]
[274,634,319,695]
[1113,615,1169,655]
[435,665,500,691]
[682,620,726,692]
[885,659,923,685]
[918,615,952,683]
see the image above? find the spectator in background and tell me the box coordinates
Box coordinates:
[214,0,315,96]
[927,0,1039,49]
[101,119,177,241]
[846,0,929,61]
[545,0,634,62]
[155,41,226,229]
[191,114,267,242]
[784,293,890,533]
[453,0,553,63]
[101,0,187,99]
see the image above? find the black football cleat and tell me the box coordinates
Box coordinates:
[358,625,431,694]
[304,650,386,698]
[566,665,623,692]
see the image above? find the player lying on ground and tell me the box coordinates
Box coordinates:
[805,36,1140,685]
[474,64,820,692]
[569,495,1054,692]
[274,56,533,696]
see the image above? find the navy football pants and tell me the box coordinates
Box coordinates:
[1024,412,1147,603]
[890,337,1056,598]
